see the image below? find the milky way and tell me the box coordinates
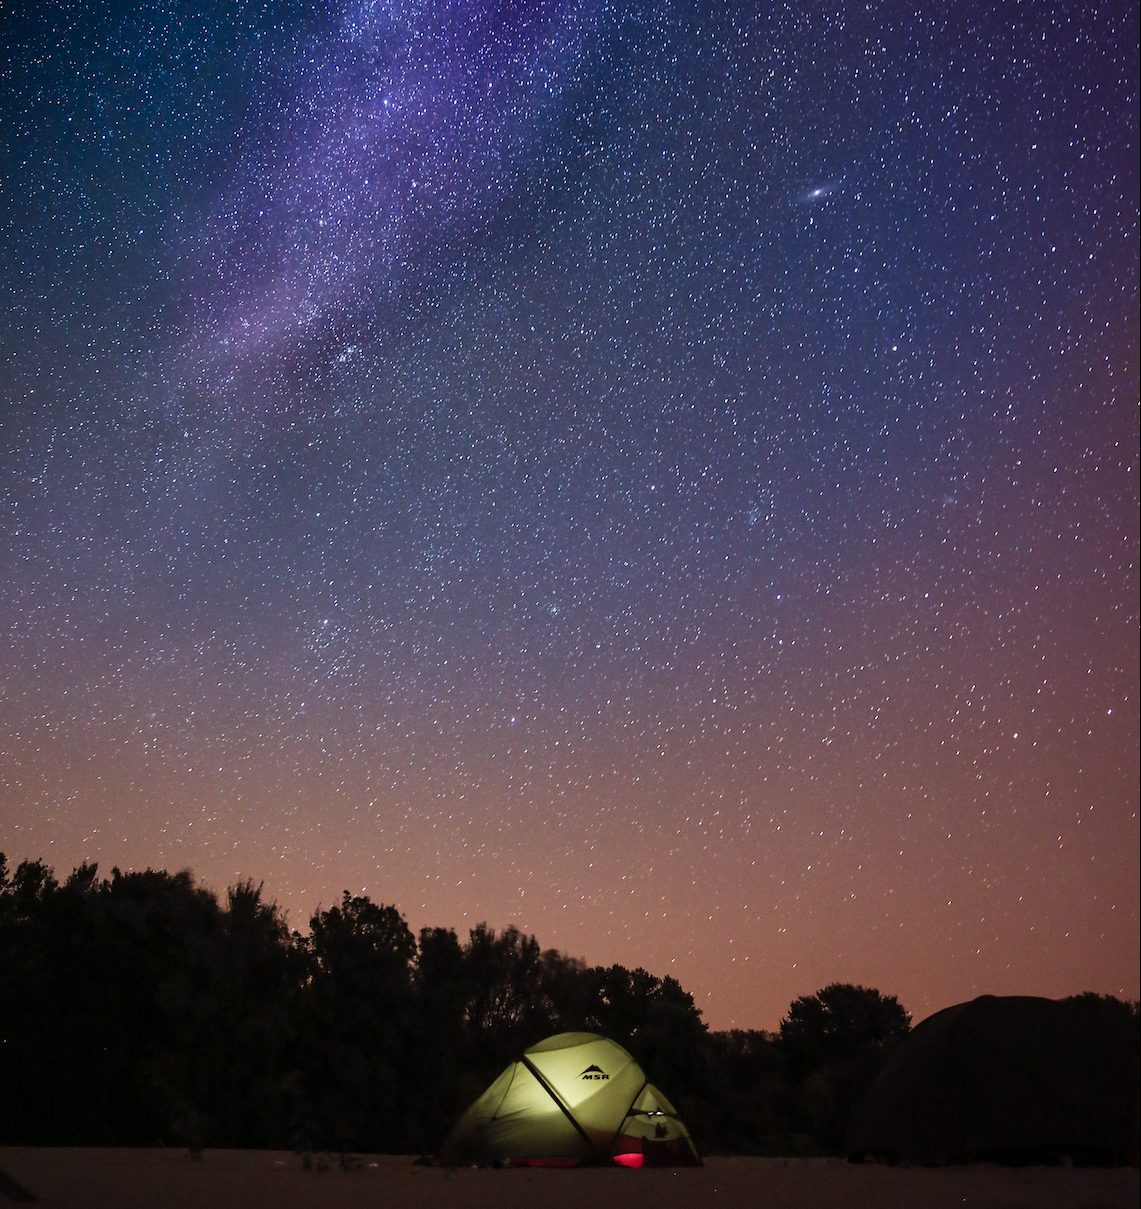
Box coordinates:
[1,1,1137,1029]
[184,0,611,374]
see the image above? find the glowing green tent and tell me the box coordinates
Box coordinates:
[439,1032,701,1168]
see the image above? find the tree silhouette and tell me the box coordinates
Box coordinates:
[413,926,470,1137]
[4,852,1136,1160]
[298,892,418,1151]
[778,983,911,1152]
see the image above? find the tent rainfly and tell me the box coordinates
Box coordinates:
[845,995,1140,1166]
[438,1031,701,1168]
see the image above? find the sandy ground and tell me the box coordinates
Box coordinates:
[0,1149,1137,1209]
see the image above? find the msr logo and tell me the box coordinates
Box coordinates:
[580,1064,609,1080]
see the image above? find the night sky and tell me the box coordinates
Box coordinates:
[1,1,1137,1031]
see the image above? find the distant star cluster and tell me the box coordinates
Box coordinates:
[1,0,1137,1028]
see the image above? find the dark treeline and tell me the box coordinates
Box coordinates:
[0,855,1129,1156]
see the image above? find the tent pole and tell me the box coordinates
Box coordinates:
[607,1078,649,1157]
[520,1055,600,1160]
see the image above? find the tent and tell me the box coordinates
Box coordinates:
[845,995,1140,1166]
[438,1031,701,1167]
